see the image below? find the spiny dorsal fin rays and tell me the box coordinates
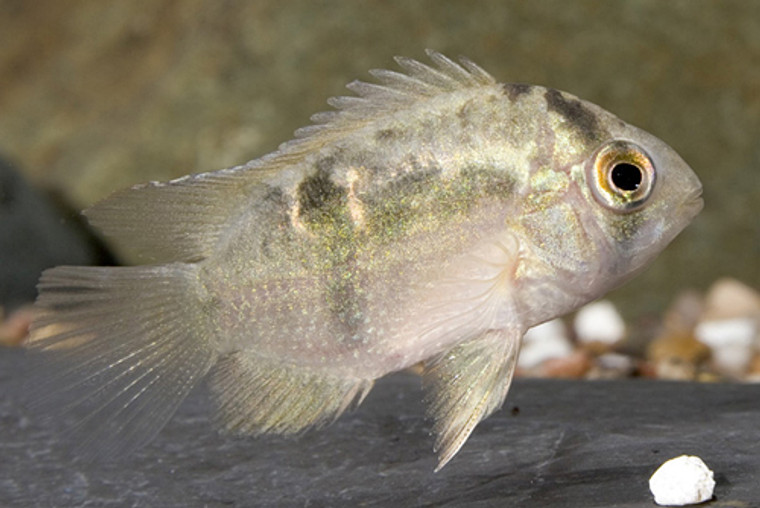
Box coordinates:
[367,69,440,96]
[396,50,496,90]
[457,55,499,85]
[345,80,418,105]
[292,50,496,141]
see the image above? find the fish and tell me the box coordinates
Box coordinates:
[25,50,703,470]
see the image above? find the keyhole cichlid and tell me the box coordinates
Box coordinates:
[26,51,703,470]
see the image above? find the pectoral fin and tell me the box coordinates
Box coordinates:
[423,326,522,471]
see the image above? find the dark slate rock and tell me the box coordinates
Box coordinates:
[0,157,113,310]
[2,347,759,507]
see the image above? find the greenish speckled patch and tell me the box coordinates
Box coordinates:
[360,165,515,244]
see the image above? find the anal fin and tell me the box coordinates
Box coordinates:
[210,351,373,435]
[423,326,522,471]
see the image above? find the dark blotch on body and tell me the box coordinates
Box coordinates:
[297,164,366,341]
[544,88,602,142]
[297,167,345,224]
[502,83,533,102]
[326,265,366,344]
[375,128,401,142]
[384,166,441,194]
[257,185,295,258]
[295,165,365,336]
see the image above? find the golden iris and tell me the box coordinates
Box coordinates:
[588,141,656,213]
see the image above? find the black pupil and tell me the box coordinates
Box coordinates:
[610,163,643,191]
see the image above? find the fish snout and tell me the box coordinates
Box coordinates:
[683,185,704,219]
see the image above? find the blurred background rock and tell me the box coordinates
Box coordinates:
[0,156,112,344]
[0,0,758,323]
[0,157,111,304]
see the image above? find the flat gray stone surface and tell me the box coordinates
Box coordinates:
[2,347,759,507]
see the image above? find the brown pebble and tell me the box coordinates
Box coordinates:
[746,354,760,382]
[586,353,638,380]
[538,350,592,379]
[0,306,34,347]
[647,331,711,381]
[637,361,659,379]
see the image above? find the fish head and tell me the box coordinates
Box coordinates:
[575,120,704,288]
[505,89,702,320]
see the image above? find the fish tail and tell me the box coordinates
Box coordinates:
[25,263,218,460]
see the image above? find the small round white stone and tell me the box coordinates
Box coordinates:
[649,455,715,506]
[518,319,573,369]
[695,318,757,376]
[573,300,626,345]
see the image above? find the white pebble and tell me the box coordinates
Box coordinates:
[695,318,757,376]
[696,318,756,348]
[573,300,626,345]
[518,319,573,369]
[649,455,715,506]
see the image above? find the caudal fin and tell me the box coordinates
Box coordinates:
[25,263,217,459]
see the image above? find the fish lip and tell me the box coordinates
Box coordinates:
[682,185,704,217]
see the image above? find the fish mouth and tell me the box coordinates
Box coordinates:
[681,185,704,219]
[684,185,705,217]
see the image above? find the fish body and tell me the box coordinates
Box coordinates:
[27,51,703,469]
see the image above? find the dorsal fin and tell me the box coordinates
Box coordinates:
[86,51,498,263]
[280,49,496,158]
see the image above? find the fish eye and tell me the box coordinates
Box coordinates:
[587,141,656,213]
[610,163,642,191]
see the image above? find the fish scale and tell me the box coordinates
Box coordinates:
[25,50,702,470]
